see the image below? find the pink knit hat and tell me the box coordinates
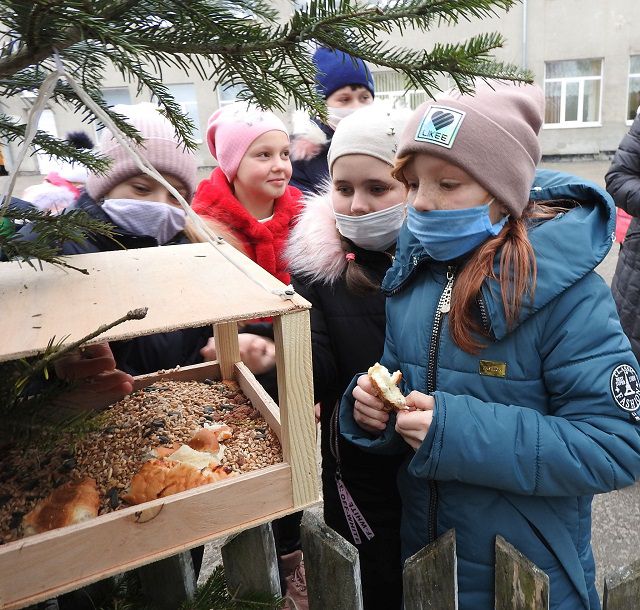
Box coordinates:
[86,103,198,201]
[206,103,289,182]
[396,81,544,217]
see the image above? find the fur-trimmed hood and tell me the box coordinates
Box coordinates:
[285,187,347,284]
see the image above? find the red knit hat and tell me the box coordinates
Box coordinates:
[396,81,544,217]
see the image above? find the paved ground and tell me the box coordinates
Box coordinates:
[4,160,639,598]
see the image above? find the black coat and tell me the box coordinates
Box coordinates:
[292,243,405,610]
[609,115,640,360]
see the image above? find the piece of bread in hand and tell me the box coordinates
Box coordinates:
[368,362,409,412]
[22,478,100,536]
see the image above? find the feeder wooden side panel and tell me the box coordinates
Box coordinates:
[0,465,294,610]
[235,362,281,440]
[131,361,222,389]
[273,311,318,508]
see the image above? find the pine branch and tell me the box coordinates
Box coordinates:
[0,0,532,267]
[0,207,120,272]
[0,308,148,427]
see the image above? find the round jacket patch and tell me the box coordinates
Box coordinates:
[610,364,640,414]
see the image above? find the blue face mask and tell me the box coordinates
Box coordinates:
[406,199,508,261]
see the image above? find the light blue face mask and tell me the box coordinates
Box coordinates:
[406,199,508,261]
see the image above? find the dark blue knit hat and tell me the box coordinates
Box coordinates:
[313,47,375,99]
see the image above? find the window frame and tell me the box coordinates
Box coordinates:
[627,55,640,124]
[543,59,603,129]
[165,82,203,143]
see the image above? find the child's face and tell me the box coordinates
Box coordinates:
[332,155,405,216]
[234,131,292,201]
[326,85,373,109]
[104,173,189,208]
[403,155,503,222]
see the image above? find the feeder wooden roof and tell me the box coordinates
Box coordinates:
[0,242,310,362]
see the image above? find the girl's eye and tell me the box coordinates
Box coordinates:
[370,185,389,195]
[336,186,353,195]
[281,150,290,158]
[132,184,150,193]
[440,181,458,191]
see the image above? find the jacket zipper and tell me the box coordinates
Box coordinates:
[426,266,455,544]
[477,293,490,334]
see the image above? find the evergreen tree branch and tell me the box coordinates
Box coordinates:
[0,207,120,272]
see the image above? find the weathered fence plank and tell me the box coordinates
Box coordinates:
[300,507,364,610]
[603,557,640,609]
[136,551,196,609]
[495,535,549,610]
[221,523,281,598]
[403,528,457,610]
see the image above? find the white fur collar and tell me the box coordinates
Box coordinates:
[285,187,346,284]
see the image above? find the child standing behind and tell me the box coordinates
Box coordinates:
[192,104,307,609]
[286,105,410,610]
[192,104,301,285]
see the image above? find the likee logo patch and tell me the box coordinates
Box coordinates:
[610,363,640,422]
[414,105,466,149]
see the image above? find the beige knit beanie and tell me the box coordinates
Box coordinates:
[86,103,198,201]
[328,105,412,172]
[396,81,544,217]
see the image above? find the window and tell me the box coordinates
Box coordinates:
[373,70,430,110]
[218,83,245,107]
[166,83,202,141]
[628,55,640,121]
[95,87,132,137]
[544,59,602,127]
[101,87,132,108]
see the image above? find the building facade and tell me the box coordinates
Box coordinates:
[2,0,639,173]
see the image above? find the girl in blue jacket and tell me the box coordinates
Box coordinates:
[340,81,640,610]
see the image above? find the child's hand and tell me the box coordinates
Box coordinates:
[54,342,134,395]
[200,337,217,361]
[238,334,276,375]
[290,137,323,161]
[395,391,435,450]
[353,374,390,433]
[200,335,275,375]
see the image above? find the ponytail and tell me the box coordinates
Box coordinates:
[450,200,573,354]
[183,216,247,255]
[340,235,381,295]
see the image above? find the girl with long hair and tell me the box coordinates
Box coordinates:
[340,82,640,610]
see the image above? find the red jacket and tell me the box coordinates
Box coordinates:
[192,168,302,284]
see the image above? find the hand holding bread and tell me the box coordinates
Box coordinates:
[367,363,409,412]
[352,363,408,433]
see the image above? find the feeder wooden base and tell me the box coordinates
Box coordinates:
[0,361,317,610]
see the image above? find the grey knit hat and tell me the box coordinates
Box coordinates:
[328,105,412,173]
[86,103,198,201]
[396,81,544,217]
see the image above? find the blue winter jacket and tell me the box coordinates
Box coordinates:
[340,169,640,610]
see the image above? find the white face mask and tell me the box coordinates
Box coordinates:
[326,106,357,130]
[334,202,406,252]
[102,198,186,245]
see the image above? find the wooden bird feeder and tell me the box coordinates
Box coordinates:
[0,242,319,609]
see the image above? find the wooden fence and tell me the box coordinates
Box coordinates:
[34,507,640,610]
